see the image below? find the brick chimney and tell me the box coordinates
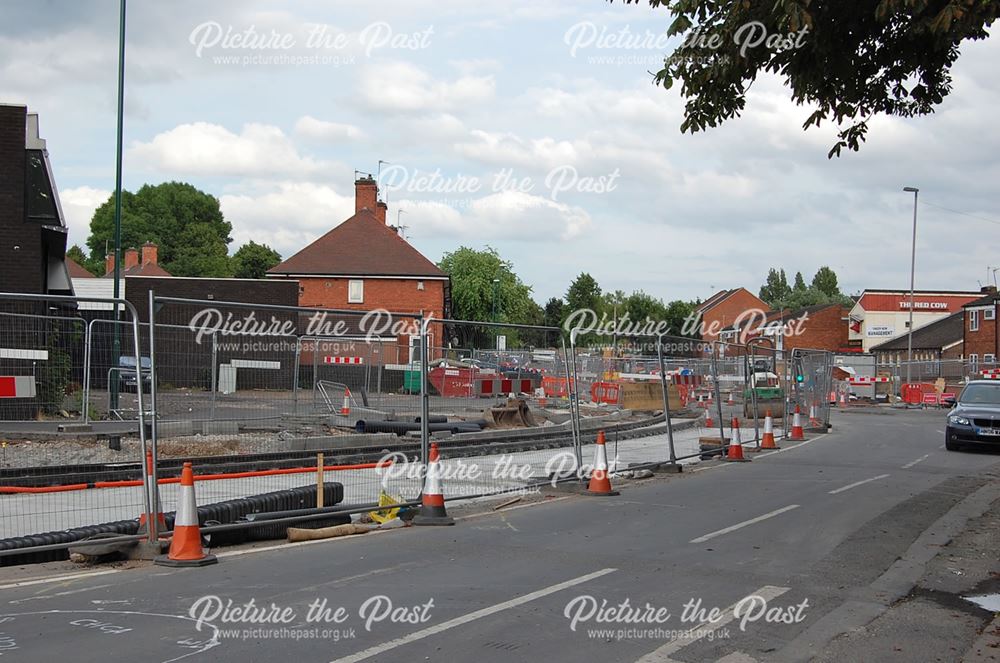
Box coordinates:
[376,201,387,224]
[355,176,378,214]
[982,285,998,295]
[105,253,115,276]
[142,241,158,266]
[124,248,139,271]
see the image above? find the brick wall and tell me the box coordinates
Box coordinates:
[0,104,42,294]
[783,305,849,353]
[701,289,769,341]
[964,303,999,361]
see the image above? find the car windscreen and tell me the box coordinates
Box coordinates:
[959,383,1000,405]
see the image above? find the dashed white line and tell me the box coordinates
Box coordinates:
[902,454,930,469]
[689,505,800,544]
[635,585,789,662]
[329,567,617,663]
[0,569,119,591]
[828,474,890,495]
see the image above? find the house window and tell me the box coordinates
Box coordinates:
[348,279,364,303]
[970,354,979,371]
[417,281,425,291]
[985,354,997,366]
[986,308,996,321]
[970,310,980,331]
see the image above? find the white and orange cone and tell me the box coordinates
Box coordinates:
[727,391,735,406]
[725,418,750,462]
[705,411,715,428]
[760,410,779,449]
[698,394,706,409]
[341,388,352,416]
[829,390,836,404]
[839,391,847,407]
[585,431,619,496]
[413,442,455,525]
[790,405,806,441]
[154,462,217,567]
[808,402,820,427]
[138,447,165,536]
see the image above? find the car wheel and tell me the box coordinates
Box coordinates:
[945,439,961,452]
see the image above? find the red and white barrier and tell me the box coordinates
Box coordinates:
[0,376,36,399]
[324,356,364,365]
[848,376,891,386]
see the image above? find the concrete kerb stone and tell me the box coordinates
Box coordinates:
[200,421,239,436]
[289,433,398,451]
[156,421,194,437]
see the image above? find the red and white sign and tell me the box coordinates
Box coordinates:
[324,356,364,365]
[0,376,37,398]
[848,376,891,385]
[922,392,940,406]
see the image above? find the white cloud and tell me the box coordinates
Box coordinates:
[401,190,591,241]
[357,61,495,112]
[294,115,365,142]
[59,185,110,247]
[220,182,354,257]
[129,122,327,177]
[454,130,587,171]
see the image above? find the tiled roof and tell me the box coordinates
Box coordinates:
[66,257,95,278]
[268,208,445,278]
[870,312,965,351]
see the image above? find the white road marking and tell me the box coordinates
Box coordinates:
[9,583,117,604]
[902,454,930,469]
[0,569,119,591]
[689,505,800,544]
[329,568,617,663]
[828,474,890,495]
[635,585,789,662]
[454,496,572,521]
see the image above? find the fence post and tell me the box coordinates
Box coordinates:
[419,314,430,465]
[210,330,218,419]
[656,335,678,466]
[711,343,727,448]
[145,289,159,544]
[292,336,301,415]
[82,319,93,425]
[566,332,583,469]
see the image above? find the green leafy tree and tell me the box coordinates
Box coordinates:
[792,271,807,292]
[543,297,566,329]
[811,266,840,298]
[232,241,282,279]
[664,299,698,339]
[85,182,233,277]
[759,268,791,308]
[437,247,538,348]
[566,273,603,317]
[617,0,998,156]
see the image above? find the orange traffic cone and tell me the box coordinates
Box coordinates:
[760,410,779,449]
[727,391,735,406]
[341,388,352,416]
[413,443,455,525]
[839,391,847,407]
[725,418,750,461]
[698,394,706,409]
[808,402,820,427]
[138,447,165,536]
[155,462,217,567]
[537,386,548,408]
[790,405,806,441]
[585,431,619,496]
[705,411,715,428]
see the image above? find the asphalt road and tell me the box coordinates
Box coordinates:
[2,408,998,662]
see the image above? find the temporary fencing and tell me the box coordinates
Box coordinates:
[0,288,840,563]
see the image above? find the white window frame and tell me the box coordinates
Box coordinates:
[985,308,996,321]
[348,279,364,304]
[970,310,980,331]
[985,353,997,366]
[969,354,979,371]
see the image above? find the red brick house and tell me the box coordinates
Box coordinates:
[721,303,850,354]
[963,286,999,373]
[695,288,770,342]
[267,176,449,364]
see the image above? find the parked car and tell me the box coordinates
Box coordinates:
[118,356,153,393]
[944,380,1000,451]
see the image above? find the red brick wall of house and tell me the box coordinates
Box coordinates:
[297,276,447,361]
[701,289,769,341]
[964,304,999,361]
[782,305,849,353]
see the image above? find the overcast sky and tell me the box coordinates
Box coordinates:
[4,0,998,303]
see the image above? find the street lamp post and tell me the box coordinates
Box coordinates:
[110,0,127,414]
[903,186,919,388]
